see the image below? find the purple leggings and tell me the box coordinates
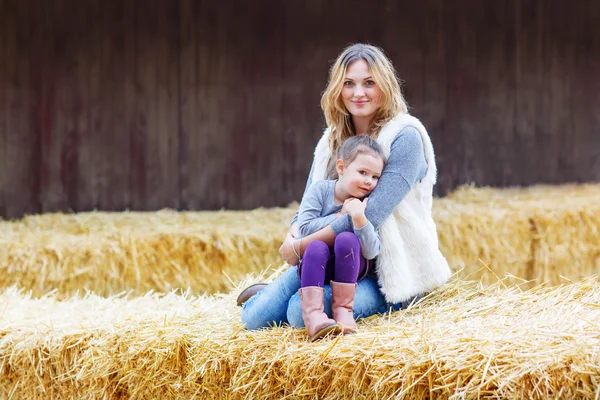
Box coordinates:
[299,232,369,288]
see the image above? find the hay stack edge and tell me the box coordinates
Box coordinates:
[1,276,600,399]
[1,184,599,297]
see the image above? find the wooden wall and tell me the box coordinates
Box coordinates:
[1,0,599,219]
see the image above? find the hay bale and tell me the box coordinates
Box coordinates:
[434,199,534,284]
[1,184,599,297]
[0,208,295,298]
[435,183,600,286]
[1,275,600,399]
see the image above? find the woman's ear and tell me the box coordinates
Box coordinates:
[335,159,345,176]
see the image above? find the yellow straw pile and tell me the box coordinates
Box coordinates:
[1,183,599,298]
[0,208,295,298]
[435,183,600,286]
[1,275,600,399]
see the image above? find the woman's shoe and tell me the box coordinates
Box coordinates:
[299,286,340,341]
[236,283,268,306]
[330,281,357,334]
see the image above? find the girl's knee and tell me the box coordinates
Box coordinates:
[335,232,360,250]
[304,240,330,256]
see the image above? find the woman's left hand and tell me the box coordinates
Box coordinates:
[279,233,300,266]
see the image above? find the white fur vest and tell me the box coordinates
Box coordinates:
[311,113,451,303]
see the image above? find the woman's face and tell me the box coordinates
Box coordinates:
[341,59,381,120]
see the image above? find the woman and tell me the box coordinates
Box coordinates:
[240,43,451,330]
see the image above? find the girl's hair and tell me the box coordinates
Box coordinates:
[321,43,408,157]
[334,135,386,178]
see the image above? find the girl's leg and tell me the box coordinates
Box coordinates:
[331,232,363,332]
[241,266,301,330]
[287,276,392,328]
[332,232,364,283]
[300,240,332,288]
[298,241,339,341]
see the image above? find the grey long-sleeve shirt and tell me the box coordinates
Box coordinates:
[297,180,381,260]
[292,126,428,234]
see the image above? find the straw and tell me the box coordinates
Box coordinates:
[0,207,296,298]
[1,275,600,399]
[1,183,599,298]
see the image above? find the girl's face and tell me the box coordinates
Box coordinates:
[341,59,382,120]
[337,153,384,198]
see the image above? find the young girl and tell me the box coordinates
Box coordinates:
[294,135,385,341]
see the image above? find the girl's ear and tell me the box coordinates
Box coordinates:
[335,159,345,176]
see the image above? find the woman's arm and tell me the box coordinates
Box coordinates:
[280,225,336,265]
[330,126,428,234]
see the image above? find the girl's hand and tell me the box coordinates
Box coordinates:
[279,232,300,266]
[339,197,355,215]
[344,198,368,218]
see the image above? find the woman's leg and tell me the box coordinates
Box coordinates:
[241,266,301,330]
[287,276,392,327]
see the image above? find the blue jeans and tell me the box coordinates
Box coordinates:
[241,266,412,330]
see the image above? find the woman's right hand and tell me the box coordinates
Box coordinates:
[279,232,300,266]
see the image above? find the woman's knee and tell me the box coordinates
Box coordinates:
[241,266,301,330]
[286,292,304,328]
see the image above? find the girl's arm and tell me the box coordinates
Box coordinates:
[296,181,338,238]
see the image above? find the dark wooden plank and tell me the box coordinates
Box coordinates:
[1,0,40,218]
[537,1,572,184]
[383,0,448,194]
[51,0,86,211]
[73,0,101,211]
[233,0,287,209]
[558,0,600,182]
[0,0,8,218]
[280,1,330,203]
[472,0,516,188]
[179,0,240,210]
[31,1,69,213]
[130,0,179,210]
[513,0,543,186]
[96,0,134,210]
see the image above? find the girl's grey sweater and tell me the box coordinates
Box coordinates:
[291,126,428,234]
[297,179,381,260]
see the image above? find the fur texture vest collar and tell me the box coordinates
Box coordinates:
[311,113,451,303]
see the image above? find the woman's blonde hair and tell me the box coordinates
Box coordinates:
[320,43,408,156]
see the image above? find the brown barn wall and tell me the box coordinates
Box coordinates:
[1,0,599,218]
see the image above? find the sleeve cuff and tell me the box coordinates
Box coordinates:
[330,214,352,235]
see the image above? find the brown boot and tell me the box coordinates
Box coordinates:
[331,281,357,334]
[236,283,268,306]
[299,286,340,341]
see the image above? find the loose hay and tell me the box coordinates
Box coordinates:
[0,208,295,298]
[1,276,600,399]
